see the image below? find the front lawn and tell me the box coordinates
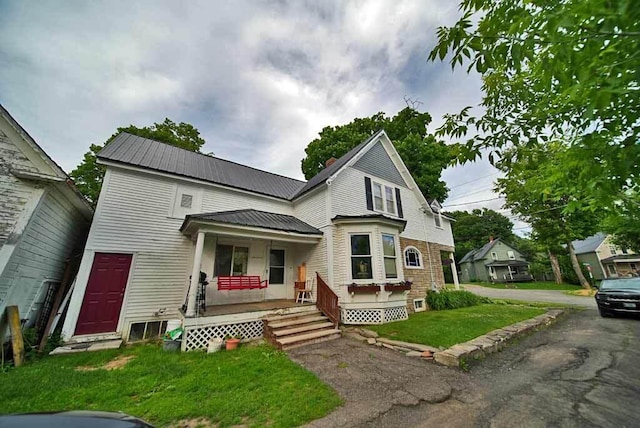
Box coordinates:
[367,304,545,348]
[0,343,341,427]
[471,281,582,291]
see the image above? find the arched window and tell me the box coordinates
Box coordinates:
[404,246,423,268]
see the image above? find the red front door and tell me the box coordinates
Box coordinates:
[75,253,132,336]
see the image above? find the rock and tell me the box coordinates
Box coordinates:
[344,332,368,342]
[367,338,376,345]
[406,351,422,357]
[421,350,433,358]
[434,351,459,367]
[376,338,439,353]
[359,329,379,338]
[382,343,395,350]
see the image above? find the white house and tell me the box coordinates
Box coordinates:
[61,130,457,350]
[0,105,93,341]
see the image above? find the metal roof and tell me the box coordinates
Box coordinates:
[572,232,608,255]
[98,133,306,200]
[180,209,322,235]
[294,130,383,198]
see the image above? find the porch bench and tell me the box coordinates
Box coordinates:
[217,275,268,291]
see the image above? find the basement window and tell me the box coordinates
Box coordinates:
[128,321,168,342]
[413,298,426,312]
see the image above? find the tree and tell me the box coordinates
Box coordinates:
[429,0,640,216]
[496,143,602,288]
[301,107,452,202]
[446,208,515,264]
[71,119,205,204]
[602,194,640,253]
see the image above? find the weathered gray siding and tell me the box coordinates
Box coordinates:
[0,186,89,321]
[352,142,406,187]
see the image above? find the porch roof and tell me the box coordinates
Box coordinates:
[601,254,640,264]
[485,260,529,267]
[180,209,323,243]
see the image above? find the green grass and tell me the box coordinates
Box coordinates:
[489,298,576,309]
[367,304,545,348]
[471,281,582,291]
[0,343,342,427]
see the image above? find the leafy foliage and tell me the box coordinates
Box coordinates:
[426,289,487,310]
[301,107,452,201]
[446,208,515,262]
[70,119,206,204]
[429,0,640,242]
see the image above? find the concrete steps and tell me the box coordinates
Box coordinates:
[263,309,341,350]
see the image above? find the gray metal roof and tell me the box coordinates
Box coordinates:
[98,133,306,200]
[180,209,322,235]
[460,239,501,264]
[294,130,383,198]
[572,232,608,255]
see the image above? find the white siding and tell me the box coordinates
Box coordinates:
[201,185,292,215]
[293,188,327,228]
[0,186,89,322]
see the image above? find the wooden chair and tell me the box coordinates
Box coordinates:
[295,277,314,304]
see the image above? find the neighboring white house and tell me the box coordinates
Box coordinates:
[61,130,457,350]
[0,105,93,341]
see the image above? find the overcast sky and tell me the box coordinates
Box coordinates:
[0,0,525,233]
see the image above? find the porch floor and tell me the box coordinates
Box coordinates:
[200,299,315,317]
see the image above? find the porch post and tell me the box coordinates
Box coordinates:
[186,231,206,317]
[450,252,460,290]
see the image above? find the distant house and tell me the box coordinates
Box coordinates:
[0,105,93,340]
[459,238,532,283]
[61,130,458,350]
[573,233,638,279]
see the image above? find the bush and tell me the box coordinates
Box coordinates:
[426,289,486,310]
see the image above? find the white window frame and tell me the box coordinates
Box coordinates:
[434,209,442,228]
[491,252,498,260]
[349,233,374,281]
[382,233,398,279]
[413,298,426,312]
[607,264,617,276]
[404,246,423,269]
[507,251,516,260]
[214,244,250,277]
[371,180,397,216]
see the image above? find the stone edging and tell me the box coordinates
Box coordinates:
[433,309,565,367]
[341,309,565,366]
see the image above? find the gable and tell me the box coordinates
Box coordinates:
[352,141,407,187]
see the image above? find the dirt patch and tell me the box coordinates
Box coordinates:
[170,418,218,428]
[566,289,597,297]
[76,355,135,372]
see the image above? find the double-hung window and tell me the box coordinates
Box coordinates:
[382,234,398,279]
[507,251,515,260]
[373,181,396,215]
[214,245,249,276]
[373,183,384,211]
[351,234,373,280]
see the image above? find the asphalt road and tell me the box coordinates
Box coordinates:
[464,284,598,308]
[294,309,640,427]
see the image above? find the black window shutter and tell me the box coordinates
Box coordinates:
[365,177,373,211]
[395,188,403,218]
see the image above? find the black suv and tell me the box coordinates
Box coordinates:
[595,277,640,317]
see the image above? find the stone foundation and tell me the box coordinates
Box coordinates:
[400,237,454,313]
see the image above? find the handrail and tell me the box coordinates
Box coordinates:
[316,272,340,327]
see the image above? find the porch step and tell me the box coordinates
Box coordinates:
[272,321,335,337]
[263,308,320,322]
[263,310,342,350]
[268,315,327,329]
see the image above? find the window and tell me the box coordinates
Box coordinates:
[371,180,397,215]
[385,187,396,215]
[382,234,398,279]
[180,194,193,208]
[269,249,285,284]
[413,298,426,312]
[404,247,422,268]
[434,208,442,228]
[491,252,498,260]
[373,183,384,211]
[351,234,373,279]
[622,248,628,255]
[214,245,249,276]
[507,251,515,260]
[630,263,637,270]
[609,245,618,255]
[607,264,616,275]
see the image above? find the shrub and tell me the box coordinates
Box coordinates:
[426,289,486,310]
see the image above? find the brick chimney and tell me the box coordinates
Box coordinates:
[325,157,337,168]
[489,235,494,243]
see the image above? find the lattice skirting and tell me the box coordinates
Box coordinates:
[342,306,408,325]
[184,320,263,351]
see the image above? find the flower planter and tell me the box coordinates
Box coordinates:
[384,284,412,293]
[225,338,241,350]
[348,284,381,294]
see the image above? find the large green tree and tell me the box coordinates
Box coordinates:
[71,119,205,205]
[301,107,452,202]
[429,0,639,216]
[496,143,602,288]
[446,208,515,263]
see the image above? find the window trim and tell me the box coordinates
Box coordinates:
[349,233,374,281]
[507,250,516,260]
[371,180,397,216]
[214,244,250,277]
[403,246,423,269]
[491,251,498,260]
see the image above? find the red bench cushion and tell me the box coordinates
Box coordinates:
[217,276,268,290]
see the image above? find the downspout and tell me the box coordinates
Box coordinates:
[420,208,437,291]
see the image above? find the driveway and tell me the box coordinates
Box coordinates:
[290,309,640,427]
[464,284,597,308]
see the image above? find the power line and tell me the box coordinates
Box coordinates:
[442,196,503,208]
[446,186,497,203]
[448,172,501,190]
